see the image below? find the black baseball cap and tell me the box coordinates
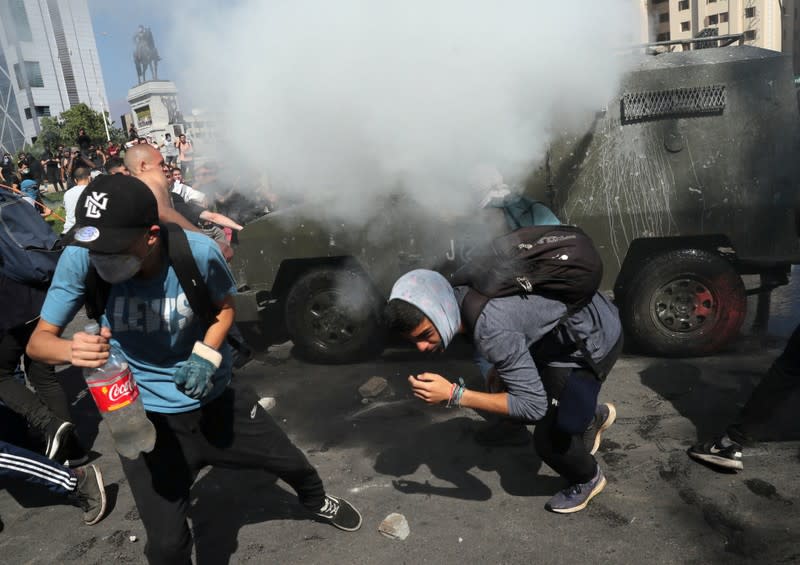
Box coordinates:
[66,174,159,253]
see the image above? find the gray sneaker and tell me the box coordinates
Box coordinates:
[583,403,617,455]
[73,465,108,525]
[545,466,607,514]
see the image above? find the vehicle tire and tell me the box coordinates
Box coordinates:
[620,249,746,357]
[284,267,385,364]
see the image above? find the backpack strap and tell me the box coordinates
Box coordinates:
[84,265,110,322]
[161,223,218,326]
[558,315,607,383]
[460,288,490,336]
[162,224,248,355]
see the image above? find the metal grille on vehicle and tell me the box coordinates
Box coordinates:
[621,85,726,123]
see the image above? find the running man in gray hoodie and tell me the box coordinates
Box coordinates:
[385,269,622,513]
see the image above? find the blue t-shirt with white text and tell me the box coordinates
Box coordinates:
[41,231,237,413]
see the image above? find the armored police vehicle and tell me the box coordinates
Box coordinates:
[232,40,800,363]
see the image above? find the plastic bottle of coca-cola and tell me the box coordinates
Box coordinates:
[82,322,156,459]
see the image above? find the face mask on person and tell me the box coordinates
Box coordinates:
[89,253,143,284]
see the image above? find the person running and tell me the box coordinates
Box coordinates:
[27,175,361,564]
[688,322,800,471]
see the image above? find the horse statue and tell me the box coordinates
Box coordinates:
[133,25,160,83]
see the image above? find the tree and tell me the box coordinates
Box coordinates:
[30,104,126,157]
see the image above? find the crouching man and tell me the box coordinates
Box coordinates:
[385,269,622,513]
[27,175,361,565]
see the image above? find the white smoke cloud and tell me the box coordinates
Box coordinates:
[169,0,639,216]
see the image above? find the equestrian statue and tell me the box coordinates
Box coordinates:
[133,25,160,83]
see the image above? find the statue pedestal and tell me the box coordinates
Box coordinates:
[127,80,183,140]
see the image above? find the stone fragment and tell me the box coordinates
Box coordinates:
[378,512,410,540]
[358,376,389,399]
[258,396,276,411]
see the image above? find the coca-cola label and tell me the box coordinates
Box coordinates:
[88,368,139,413]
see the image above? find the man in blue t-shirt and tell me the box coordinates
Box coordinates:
[27,175,361,564]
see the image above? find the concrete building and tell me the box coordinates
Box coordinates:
[0,0,108,154]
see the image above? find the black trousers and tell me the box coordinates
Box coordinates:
[535,337,623,485]
[0,319,69,433]
[121,382,326,565]
[727,322,800,444]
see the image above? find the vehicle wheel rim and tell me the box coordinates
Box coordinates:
[650,277,716,334]
[306,289,359,347]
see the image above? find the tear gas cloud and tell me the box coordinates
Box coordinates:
[171,0,639,217]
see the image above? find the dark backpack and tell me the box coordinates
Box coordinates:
[452,225,607,379]
[0,190,62,288]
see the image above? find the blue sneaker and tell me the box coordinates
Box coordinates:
[545,466,607,514]
[584,403,617,455]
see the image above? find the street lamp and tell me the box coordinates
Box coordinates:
[98,89,111,142]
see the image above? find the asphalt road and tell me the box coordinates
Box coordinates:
[1,321,798,564]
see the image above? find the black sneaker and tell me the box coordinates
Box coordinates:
[45,420,74,462]
[474,419,531,446]
[545,465,607,514]
[687,437,743,471]
[63,433,90,468]
[73,464,108,525]
[313,495,362,531]
[583,403,617,455]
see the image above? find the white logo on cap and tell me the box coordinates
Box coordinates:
[74,226,100,242]
[84,192,108,219]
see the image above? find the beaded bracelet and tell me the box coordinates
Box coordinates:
[446,378,467,408]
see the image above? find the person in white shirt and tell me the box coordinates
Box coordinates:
[61,167,91,234]
[170,167,206,206]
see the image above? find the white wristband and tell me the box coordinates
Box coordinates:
[192,341,222,368]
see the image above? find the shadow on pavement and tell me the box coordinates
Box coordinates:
[374,416,563,500]
[638,358,800,442]
[190,467,307,565]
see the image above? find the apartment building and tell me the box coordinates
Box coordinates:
[0,0,108,154]
[646,0,784,48]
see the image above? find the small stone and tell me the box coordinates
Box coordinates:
[129,536,137,543]
[358,376,389,399]
[268,343,292,361]
[378,512,410,540]
[258,396,276,411]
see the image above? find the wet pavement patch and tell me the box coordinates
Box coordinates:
[587,503,630,527]
[636,415,661,439]
[599,440,621,452]
[104,529,132,548]
[659,454,768,559]
[60,536,98,561]
[601,452,628,467]
[743,478,793,505]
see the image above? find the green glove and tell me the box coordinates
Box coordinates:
[174,341,222,399]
